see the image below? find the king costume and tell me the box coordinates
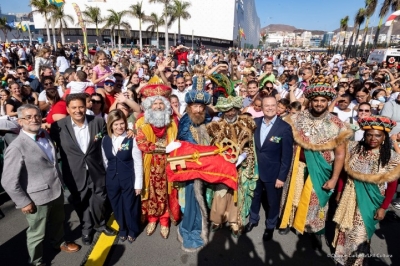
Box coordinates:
[135,78,181,239]
[206,95,258,236]
[176,77,212,252]
[279,82,353,235]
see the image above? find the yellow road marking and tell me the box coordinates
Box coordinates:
[85,215,119,266]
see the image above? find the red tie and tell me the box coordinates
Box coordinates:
[35,131,46,141]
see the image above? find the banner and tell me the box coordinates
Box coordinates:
[48,0,65,8]
[72,3,88,56]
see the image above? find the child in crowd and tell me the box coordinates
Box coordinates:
[67,71,94,94]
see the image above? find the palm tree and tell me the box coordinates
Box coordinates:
[360,0,378,53]
[129,1,146,51]
[52,4,74,45]
[149,0,173,54]
[373,0,392,48]
[169,0,191,41]
[146,12,165,49]
[29,0,54,45]
[348,8,365,57]
[0,17,12,42]
[102,9,131,50]
[82,5,103,37]
[340,16,349,52]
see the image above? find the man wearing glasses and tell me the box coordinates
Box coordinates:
[15,66,41,93]
[2,104,81,266]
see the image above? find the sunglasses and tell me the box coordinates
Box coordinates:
[5,66,12,69]
[17,72,27,75]
[44,82,54,86]
[104,82,115,86]
[265,86,273,89]
[91,100,102,104]
[358,109,370,112]
[185,83,192,86]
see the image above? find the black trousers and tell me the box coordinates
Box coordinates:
[69,172,108,235]
[249,179,282,230]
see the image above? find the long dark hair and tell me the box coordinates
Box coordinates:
[356,131,391,168]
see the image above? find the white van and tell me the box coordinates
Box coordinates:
[367,48,400,67]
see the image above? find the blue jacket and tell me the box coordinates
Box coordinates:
[254,117,294,183]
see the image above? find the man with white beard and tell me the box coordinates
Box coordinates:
[135,88,181,239]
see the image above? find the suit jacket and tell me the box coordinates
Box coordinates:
[1,131,63,208]
[254,117,294,183]
[50,115,106,193]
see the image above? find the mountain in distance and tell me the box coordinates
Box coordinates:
[261,24,326,35]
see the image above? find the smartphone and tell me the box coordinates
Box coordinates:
[8,70,16,75]
[138,68,144,78]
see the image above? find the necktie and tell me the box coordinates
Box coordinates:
[35,131,46,141]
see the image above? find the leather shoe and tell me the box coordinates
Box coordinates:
[81,234,92,246]
[96,226,116,236]
[263,229,274,241]
[278,227,290,235]
[59,242,81,253]
[244,222,258,233]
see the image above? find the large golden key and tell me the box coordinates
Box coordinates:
[167,138,239,170]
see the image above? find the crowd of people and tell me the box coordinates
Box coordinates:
[1,40,400,266]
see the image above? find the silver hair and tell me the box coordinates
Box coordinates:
[141,95,171,113]
[142,96,172,127]
[17,104,41,118]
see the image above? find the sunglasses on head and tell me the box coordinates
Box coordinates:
[104,82,115,86]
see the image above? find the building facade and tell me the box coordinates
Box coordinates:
[31,0,261,49]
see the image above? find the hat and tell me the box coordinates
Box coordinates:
[358,116,397,133]
[215,96,243,112]
[140,75,172,99]
[303,77,337,100]
[185,75,211,104]
[104,76,116,83]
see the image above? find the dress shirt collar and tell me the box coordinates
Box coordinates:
[71,117,88,128]
[112,132,127,141]
[22,129,38,141]
[262,115,277,126]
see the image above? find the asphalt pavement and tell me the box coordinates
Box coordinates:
[0,192,399,266]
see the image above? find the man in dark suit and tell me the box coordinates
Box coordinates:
[244,95,294,241]
[50,93,115,246]
[2,104,80,266]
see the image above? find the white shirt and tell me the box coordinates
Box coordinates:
[101,133,143,189]
[56,56,70,73]
[38,87,64,102]
[172,88,189,115]
[333,107,354,122]
[22,130,54,163]
[71,117,90,154]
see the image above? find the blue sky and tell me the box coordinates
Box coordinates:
[0,0,392,31]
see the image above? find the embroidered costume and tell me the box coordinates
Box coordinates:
[333,116,400,266]
[206,95,258,236]
[280,81,353,234]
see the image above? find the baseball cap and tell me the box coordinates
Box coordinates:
[104,76,116,83]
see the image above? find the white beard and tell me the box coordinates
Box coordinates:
[145,109,171,127]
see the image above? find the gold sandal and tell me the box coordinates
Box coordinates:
[146,222,157,236]
[160,225,169,239]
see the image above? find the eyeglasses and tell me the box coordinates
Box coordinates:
[104,82,115,86]
[91,100,101,104]
[332,70,338,72]
[44,82,54,86]
[288,70,294,72]
[358,109,370,112]
[20,115,42,121]
[185,83,192,86]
